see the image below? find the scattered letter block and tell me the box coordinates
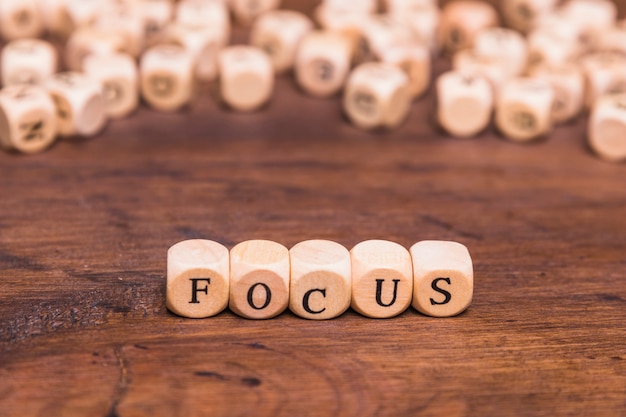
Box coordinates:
[343,62,411,130]
[167,239,230,318]
[351,240,413,318]
[1,39,57,87]
[410,240,473,317]
[588,94,626,163]
[289,240,351,320]
[437,70,493,137]
[229,240,290,319]
[218,46,274,112]
[45,72,107,138]
[0,85,57,154]
[437,0,498,54]
[0,0,43,40]
[528,63,584,124]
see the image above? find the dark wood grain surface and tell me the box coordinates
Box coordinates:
[1,2,626,416]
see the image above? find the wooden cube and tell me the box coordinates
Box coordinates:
[84,53,139,119]
[295,31,352,98]
[250,10,313,74]
[37,0,73,39]
[588,94,626,163]
[495,77,554,142]
[350,240,413,319]
[526,29,580,68]
[533,11,588,53]
[452,49,508,92]
[437,0,499,54]
[323,0,377,15]
[528,63,584,124]
[358,14,414,63]
[581,52,626,109]
[140,44,194,112]
[167,239,230,318]
[65,27,127,72]
[289,240,351,320]
[45,72,107,138]
[218,46,274,112]
[500,0,557,34]
[343,62,411,130]
[229,240,290,319]
[561,0,617,51]
[410,241,473,317]
[384,0,436,14]
[437,70,493,138]
[473,28,528,77]
[0,85,57,154]
[229,0,280,26]
[379,44,431,98]
[0,0,43,40]
[93,9,146,58]
[314,6,365,62]
[597,27,626,56]
[1,39,57,87]
[130,0,174,47]
[167,23,224,82]
[176,0,230,46]
[390,4,439,53]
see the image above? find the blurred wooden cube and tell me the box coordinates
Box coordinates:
[500,0,557,34]
[1,39,57,87]
[528,63,584,124]
[588,94,626,163]
[229,0,280,26]
[0,0,43,40]
[437,0,499,54]
[581,52,626,109]
[474,27,528,77]
[65,27,127,71]
[379,44,431,98]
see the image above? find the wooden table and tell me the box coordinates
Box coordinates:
[2,3,626,416]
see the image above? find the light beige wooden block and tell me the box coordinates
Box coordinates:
[130,0,174,47]
[314,6,365,63]
[379,44,431,98]
[357,14,414,63]
[0,85,56,154]
[35,0,72,39]
[350,240,413,319]
[250,10,313,73]
[229,0,280,26]
[533,12,586,48]
[452,49,508,93]
[167,23,224,82]
[1,39,57,87]
[45,72,107,138]
[289,240,351,320]
[437,70,493,138]
[437,0,498,54]
[526,29,579,68]
[410,240,473,317]
[528,63,584,124]
[474,28,528,77]
[581,52,626,109]
[500,0,557,34]
[390,4,439,53]
[64,0,114,28]
[0,0,43,40]
[175,0,230,46]
[495,77,554,142]
[561,0,617,51]
[588,94,626,163]
[295,30,352,98]
[65,27,127,72]
[229,240,290,319]
[84,53,139,119]
[93,9,146,58]
[323,0,377,15]
[343,62,411,130]
[167,239,230,318]
[384,0,436,13]
[140,44,194,112]
[218,46,274,112]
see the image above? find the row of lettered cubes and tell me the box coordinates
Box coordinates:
[167,239,474,320]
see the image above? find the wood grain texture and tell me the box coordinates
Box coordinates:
[1,1,626,416]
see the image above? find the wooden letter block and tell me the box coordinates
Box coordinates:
[140,44,194,112]
[130,0,174,48]
[528,63,584,124]
[358,14,414,63]
[581,53,626,109]
[495,77,554,142]
[93,9,146,58]
[218,46,274,112]
[84,53,139,119]
[167,239,230,318]
[0,85,57,154]
[1,39,57,87]
[351,240,413,318]
[45,72,107,138]
[410,240,473,317]
[295,31,352,98]
[379,44,431,98]
[0,0,43,40]
[250,10,313,74]
[229,240,290,319]
[473,27,528,77]
[322,0,377,15]
[289,240,351,320]
[343,62,411,130]
[176,0,230,46]
[500,0,557,34]
[167,23,224,82]
[229,0,280,26]
[388,4,439,53]
[561,0,617,51]
[437,71,493,138]
[452,49,508,92]
[65,27,127,72]
[588,95,626,163]
[526,29,580,68]
[437,0,498,54]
